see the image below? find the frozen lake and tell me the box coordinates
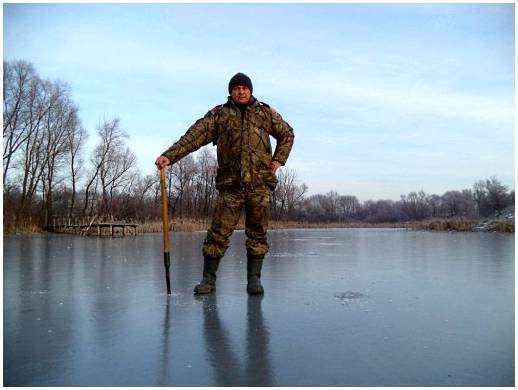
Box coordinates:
[3,228,514,386]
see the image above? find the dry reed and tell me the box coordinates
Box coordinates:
[490,219,515,233]
[4,216,514,235]
[406,218,478,232]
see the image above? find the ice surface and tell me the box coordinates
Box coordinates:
[3,229,515,386]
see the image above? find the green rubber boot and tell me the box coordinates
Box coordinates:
[194,256,220,294]
[247,255,264,295]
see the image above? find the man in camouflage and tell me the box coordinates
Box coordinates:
[155,73,294,294]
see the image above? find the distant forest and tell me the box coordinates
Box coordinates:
[3,60,514,232]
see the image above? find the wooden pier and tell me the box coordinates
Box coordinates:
[51,217,140,237]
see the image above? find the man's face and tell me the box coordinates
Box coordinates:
[231,85,251,104]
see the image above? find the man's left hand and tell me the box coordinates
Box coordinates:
[269,160,282,175]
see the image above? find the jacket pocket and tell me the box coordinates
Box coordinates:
[256,151,278,190]
[215,162,241,189]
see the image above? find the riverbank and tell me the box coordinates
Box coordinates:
[405,217,514,233]
[138,218,406,233]
[4,216,513,235]
[136,216,515,234]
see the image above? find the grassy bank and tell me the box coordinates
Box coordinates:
[4,217,514,235]
[137,218,408,233]
[3,222,42,235]
[139,217,514,233]
[403,218,478,232]
[139,218,210,233]
[403,217,514,233]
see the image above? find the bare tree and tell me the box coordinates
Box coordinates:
[3,61,41,186]
[362,199,398,222]
[194,148,217,217]
[131,173,157,219]
[439,190,474,218]
[484,176,509,217]
[427,194,441,218]
[65,121,86,218]
[272,167,307,220]
[18,79,57,217]
[322,191,340,221]
[3,61,55,219]
[41,82,79,227]
[100,146,137,216]
[169,154,197,218]
[473,180,487,217]
[338,195,360,221]
[83,118,127,216]
[400,190,429,221]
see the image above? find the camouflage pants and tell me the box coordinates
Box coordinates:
[203,186,271,259]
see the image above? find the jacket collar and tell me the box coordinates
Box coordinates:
[226,95,259,110]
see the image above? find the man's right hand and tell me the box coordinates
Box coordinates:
[155,155,171,170]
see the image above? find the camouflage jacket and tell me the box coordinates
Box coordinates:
[162,96,295,190]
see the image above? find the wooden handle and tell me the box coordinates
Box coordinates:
[160,168,170,252]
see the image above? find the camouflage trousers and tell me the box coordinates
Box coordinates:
[202,186,271,259]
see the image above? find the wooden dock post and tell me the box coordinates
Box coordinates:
[50,216,140,237]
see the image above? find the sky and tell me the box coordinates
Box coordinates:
[3,3,515,201]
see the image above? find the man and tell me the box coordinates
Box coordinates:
[155,73,294,295]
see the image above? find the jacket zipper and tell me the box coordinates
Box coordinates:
[241,109,254,191]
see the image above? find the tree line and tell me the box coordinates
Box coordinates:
[296,177,513,224]
[3,60,514,232]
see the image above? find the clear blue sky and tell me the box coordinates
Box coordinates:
[3,3,515,200]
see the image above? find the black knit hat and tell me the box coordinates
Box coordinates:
[228,72,253,94]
